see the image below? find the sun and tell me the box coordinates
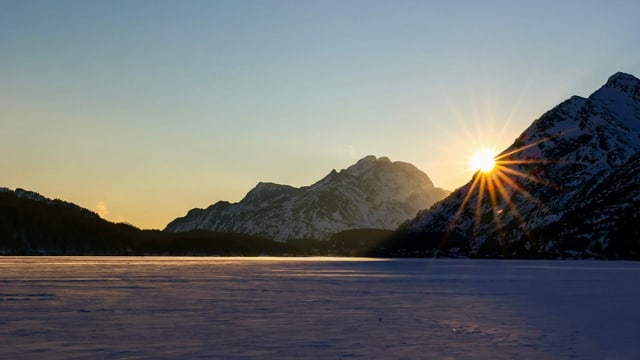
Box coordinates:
[470,148,496,173]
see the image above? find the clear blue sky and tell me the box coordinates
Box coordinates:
[2,0,639,229]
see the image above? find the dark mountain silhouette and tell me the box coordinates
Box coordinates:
[0,188,295,256]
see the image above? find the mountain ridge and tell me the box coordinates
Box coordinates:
[403,72,640,258]
[166,155,449,241]
[0,187,306,256]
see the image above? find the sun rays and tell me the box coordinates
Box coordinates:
[469,148,497,173]
[445,136,563,248]
[421,84,578,252]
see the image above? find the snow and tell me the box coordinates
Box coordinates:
[407,73,640,251]
[1,257,639,359]
[167,155,448,241]
[14,188,48,202]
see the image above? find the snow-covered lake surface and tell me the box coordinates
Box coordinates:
[1,257,639,359]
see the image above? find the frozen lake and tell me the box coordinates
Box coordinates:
[1,257,639,359]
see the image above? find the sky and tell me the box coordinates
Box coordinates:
[2,0,639,229]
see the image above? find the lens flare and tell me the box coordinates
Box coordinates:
[470,149,496,173]
[445,135,564,250]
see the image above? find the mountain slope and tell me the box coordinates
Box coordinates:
[535,149,640,258]
[0,188,138,254]
[0,188,300,255]
[404,72,640,258]
[166,156,449,241]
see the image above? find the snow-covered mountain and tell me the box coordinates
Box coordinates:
[542,149,640,257]
[165,156,449,241]
[405,72,640,257]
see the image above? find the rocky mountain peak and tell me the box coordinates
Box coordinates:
[343,155,391,175]
[166,156,449,241]
[603,72,640,90]
[242,182,295,199]
[590,72,640,102]
[342,155,435,187]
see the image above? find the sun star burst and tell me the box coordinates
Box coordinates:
[470,149,497,173]
[445,137,562,252]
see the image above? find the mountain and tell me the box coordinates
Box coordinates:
[0,188,298,256]
[536,149,640,258]
[0,188,138,254]
[165,155,449,241]
[402,72,640,258]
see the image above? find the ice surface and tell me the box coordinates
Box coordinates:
[1,257,639,359]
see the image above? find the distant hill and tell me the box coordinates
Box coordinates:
[0,188,137,254]
[0,188,295,256]
[166,155,449,241]
[401,72,640,259]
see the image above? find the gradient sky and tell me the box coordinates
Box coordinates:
[2,0,639,229]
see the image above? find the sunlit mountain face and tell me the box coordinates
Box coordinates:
[166,156,449,241]
[406,72,640,258]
